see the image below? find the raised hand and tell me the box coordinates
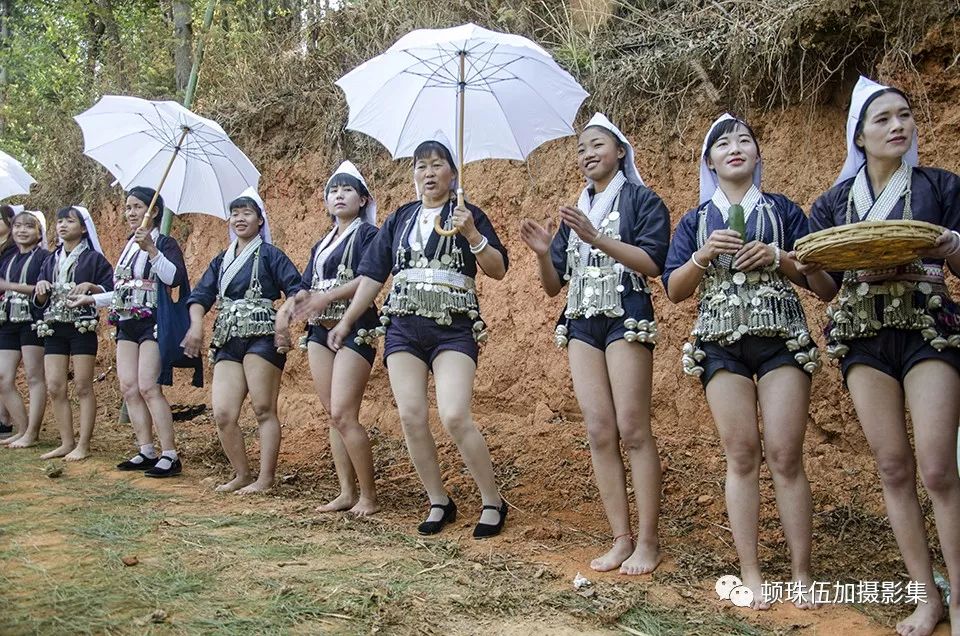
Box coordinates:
[519,218,556,256]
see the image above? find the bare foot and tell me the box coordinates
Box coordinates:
[64,447,90,462]
[235,478,273,495]
[619,540,661,575]
[0,432,23,446]
[349,496,379,517]
[316,492,358,512]
[215,475,254,493]
[895,597,944,636]
[741,571,771,611]
[792,573,819,610]
[590,535,634,572]
[8,434,38,449]
[40,444,75,460]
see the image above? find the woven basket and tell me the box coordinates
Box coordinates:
[794,220,944,270]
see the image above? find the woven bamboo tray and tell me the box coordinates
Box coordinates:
[794,220,944,270]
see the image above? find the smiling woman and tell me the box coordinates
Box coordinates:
[184,192,301,495]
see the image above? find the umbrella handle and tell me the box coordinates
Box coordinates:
[433,189,464,238]
[139,127,190,231]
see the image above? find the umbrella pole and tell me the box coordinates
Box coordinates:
[140,127,190,231]
[434,50,466,238]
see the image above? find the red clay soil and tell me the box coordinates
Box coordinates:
[69,21,960,634]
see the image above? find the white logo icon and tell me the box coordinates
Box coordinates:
[715,575,742,600]
[729,585,755,607]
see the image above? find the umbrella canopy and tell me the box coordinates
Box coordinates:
[336,22,588,165]
[74,95,260,220]
[0,149,36,201]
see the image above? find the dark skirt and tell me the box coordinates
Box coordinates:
[699,335,804,388]
[565,289,655,351]
[307,308,379,366]
[840,328,960,383]
[43,323,98,357]
[115,317,157,345]
[0,322,41,350]
[213,335,286,370]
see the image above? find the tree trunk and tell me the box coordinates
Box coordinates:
[173,0,193,93]
[0,0,10,136]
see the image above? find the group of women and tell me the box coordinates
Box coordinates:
[0,75,958,634]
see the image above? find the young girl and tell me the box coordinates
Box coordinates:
[298,138,509,538]
[662,114,831,610]
[68,186,197,477]
[0,211,49,448]
[183,191,301,494]
[33,206,113,461]
[804,77,960,636]
[276,161,380,515]
[0,205,19,438]
[521,113,670,574]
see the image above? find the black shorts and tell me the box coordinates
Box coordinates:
[383,314,478,370]
[840,328,960,383]
[213,335,286,370]
[0,322,41,350]
[699,335,804,387]
[307,308,379,366]
[115,317,157,345]
[566,290,655,351]
[43,322,98,357]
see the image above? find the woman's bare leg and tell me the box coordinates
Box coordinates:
[40,354,74,459]
[0,349,26,444]
[211,360,253,492]
[329,348,377,515]
[308,342,357,511]
[237,354,282,494]
[8,345,45,448]
[64,354,96,461]
[568,340,632,572]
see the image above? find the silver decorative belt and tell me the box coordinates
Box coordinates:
[393,268,475,291]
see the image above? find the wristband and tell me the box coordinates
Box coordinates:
[691,253,708,270]
[469,235,489,254]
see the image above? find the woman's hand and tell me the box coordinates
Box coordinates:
[558,205,599,245]
[327,321,351,352]
[790,251,825,276]
[34,280,52,297]
[519,218,556,256]
[452,205,480,244]
[68,282,97,297]
[134,227,157,255]
[734,240,775,272]
[65,295,95,308]
[694,229,742,266]
[292,290,330,322]
[180,325,203,358]
[918,230,960,259]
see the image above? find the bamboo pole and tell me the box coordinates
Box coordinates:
[160,0,218,236]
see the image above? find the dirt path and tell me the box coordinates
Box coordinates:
[1,443,948,635]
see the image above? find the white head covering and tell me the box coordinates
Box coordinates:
[26,210,47,248]
[698,113,763,205]
[228,187,272,244]
[7,204,24,214]
[325,161,377,225]
[834,76,919,185]
[583,112,645,187]
[413,131,459,199]
[57,206,103,254]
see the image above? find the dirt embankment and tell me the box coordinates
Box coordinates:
[78,20,960,618]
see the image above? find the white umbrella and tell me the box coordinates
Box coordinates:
[74,95,260,226]
[0,150,36,201]
[336,22,588,234]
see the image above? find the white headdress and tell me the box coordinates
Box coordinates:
[58,206,103,254]
[326,160,377,225]
[698,113,763,205]
[228,187,272,244]
[27,210,47,247]
[583,112,645,187]
[835,76,919,185]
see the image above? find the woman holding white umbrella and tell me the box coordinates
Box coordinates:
[298,138,510,537]
[67,186,198,477]
[183,191,301,494]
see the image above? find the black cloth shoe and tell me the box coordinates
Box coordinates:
[0,422,13,437]
[473,500,508,539]
[417,497,457,535]
[117,453,158,471]
[144,457,182,478]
